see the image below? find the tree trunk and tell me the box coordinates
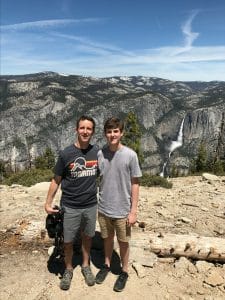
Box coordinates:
[148,233,225,262]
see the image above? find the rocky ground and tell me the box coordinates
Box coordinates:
[0,174,225,300]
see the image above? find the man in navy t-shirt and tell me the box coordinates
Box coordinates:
[45,115,98,290]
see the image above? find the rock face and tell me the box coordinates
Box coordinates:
[0,72,225,174]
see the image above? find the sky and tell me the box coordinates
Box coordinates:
[1,0,225,81]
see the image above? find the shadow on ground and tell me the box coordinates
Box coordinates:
[47,231,121,277]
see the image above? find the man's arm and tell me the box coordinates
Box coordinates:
[44,175,62,214]
[127,177,139,226]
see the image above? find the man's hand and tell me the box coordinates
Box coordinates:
[127,212,137,226]
[45,203,59,214]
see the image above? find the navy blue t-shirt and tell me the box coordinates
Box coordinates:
[54,144,98,209]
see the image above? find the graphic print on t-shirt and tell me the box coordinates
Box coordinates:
[69,157,97,178]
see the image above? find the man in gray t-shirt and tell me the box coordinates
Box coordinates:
[96,117,142,292]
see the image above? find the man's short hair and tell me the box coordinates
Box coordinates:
[104,117,124,133]
[76,115,96,131]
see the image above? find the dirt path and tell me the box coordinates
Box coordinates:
[0,175,225,299]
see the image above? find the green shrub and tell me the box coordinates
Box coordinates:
[2,168,53,187]
[140,173,172,189]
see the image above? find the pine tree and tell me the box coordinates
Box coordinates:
[122,112,144,165]
[0,160,6,180]
[34,147,55,170]
[195,142,207,172]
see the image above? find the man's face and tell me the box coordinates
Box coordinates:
[105,127,123,146]
[76,119,94,144]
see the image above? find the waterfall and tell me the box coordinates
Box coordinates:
[160,118,185,177]
[29,145,36,160]
[11,146,19,172]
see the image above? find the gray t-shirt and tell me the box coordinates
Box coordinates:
[98,145,142,218]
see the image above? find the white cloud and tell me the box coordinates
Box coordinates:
[0,18,102,31]
[119,46,225,64]
[182,10,200,49]
[50,32,134,56]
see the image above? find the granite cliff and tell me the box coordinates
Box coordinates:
[0,72,224,174]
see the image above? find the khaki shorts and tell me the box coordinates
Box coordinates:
[98,212,131,242]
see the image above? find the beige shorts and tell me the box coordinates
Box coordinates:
[98,212,131,242]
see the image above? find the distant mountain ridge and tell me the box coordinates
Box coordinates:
[0,72,224,175]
